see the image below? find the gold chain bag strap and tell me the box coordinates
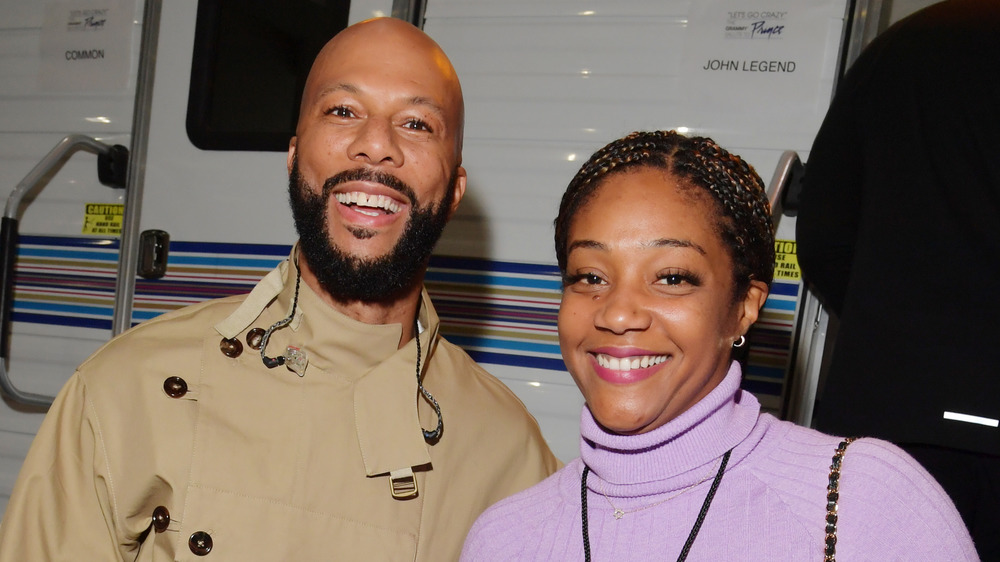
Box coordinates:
[824,437,856,561]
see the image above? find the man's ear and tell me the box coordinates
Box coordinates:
[447,166,467,219]
[735,280,769,338]
[287,137,297,175]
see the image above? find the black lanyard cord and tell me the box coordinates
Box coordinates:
[581,449,732,562]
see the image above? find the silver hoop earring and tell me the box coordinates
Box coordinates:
[733,335,746,348]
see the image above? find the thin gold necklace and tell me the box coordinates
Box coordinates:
[594,453,726,520]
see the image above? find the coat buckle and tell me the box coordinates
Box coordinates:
[389,468,418,499]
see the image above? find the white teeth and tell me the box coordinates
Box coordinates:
[334,192,401,214]
[596,353,668,371]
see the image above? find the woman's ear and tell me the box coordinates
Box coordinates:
[735,280,769,337]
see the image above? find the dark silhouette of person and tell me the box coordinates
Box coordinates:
[797,1,1000,557]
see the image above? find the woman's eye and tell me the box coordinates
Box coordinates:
[568,273,605,285]
[656,270,700,287]
[403,118,432,132]
[562,272,606,288]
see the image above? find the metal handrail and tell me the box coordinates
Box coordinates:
[767,150,803,225]
[4,135,118,218]
[765,150,832,427]
[0,134,127,408]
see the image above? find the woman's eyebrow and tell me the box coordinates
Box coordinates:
[645,238,707,255]
[566,239,605,254]
[568,238,707,255]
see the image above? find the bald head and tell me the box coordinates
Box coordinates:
[286,17,469,317]
[297,18,464,152]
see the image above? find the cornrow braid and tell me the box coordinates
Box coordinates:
[554,130,775,299]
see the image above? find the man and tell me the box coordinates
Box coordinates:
[796,0,999,557]
[0,18,557,560]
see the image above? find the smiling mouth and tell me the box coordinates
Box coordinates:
[594,353,669,371]
[334,192,402,216]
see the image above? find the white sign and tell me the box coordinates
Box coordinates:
[682,0,843,149]
[38,1,136,93]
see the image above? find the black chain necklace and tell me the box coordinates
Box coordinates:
[580,449,732,562]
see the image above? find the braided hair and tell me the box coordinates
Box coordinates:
[554,130,775,299]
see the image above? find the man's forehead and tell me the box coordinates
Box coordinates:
[305,39,460,107]
[312,81,449,115]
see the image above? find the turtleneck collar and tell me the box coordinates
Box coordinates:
[580,361,760,498]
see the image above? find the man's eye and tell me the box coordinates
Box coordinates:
[326,105,353,117]
[403,118,432,132]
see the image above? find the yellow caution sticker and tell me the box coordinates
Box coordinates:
[774,239,801,281]
[82,203,123,235]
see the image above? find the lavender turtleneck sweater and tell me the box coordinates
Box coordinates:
[461,363,977,561]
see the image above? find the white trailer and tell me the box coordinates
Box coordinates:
[0,0,921,517]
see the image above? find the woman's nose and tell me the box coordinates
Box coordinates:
[594,285,652,335]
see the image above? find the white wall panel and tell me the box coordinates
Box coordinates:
[428,2,845,267]
[426,0,692,19]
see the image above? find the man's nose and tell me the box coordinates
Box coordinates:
[348,117,404,166]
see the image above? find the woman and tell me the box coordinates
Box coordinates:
[462,131,976,561]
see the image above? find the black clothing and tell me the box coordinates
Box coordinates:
[797,2,1000,557]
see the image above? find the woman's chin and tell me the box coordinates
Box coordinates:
[590,408,660,436]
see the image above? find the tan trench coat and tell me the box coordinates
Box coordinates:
[0,257,559,560]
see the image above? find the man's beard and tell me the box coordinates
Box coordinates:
[288,157,455,304]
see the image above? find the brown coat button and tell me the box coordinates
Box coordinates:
[246,327,266,350]
[219,337,243,358]
[151,506,170,532]
[163,377,188,398]
[189,531,213,556]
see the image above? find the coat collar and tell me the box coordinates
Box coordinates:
[213,249,439,479]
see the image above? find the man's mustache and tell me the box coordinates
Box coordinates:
[321,168,417,207]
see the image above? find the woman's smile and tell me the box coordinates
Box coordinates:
[590,350,670,384]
